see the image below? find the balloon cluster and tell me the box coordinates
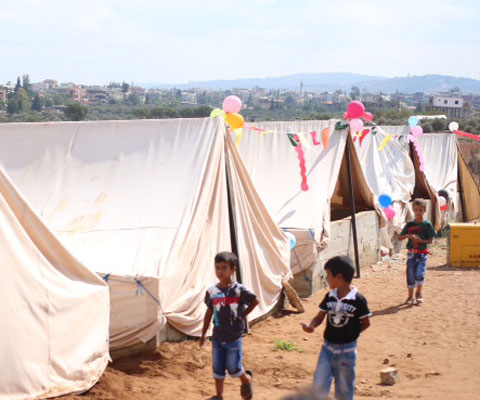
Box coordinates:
[210,96,245,130]
[407,116,425,171]
[344,101,373,134]
[408,116,423,137]
[448,121,459,132]
[379,193,396,220]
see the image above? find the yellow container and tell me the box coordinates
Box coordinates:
[448,223,480,267]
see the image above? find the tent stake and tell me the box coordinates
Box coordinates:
[345,139,361,278]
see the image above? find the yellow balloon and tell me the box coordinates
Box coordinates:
[225,113,244,130]
[210,108,224,118]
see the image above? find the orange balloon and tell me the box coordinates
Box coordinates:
[225,113,244,130]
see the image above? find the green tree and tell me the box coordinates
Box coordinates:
[7,98,18,114]
[32,94,43,111]
[22,74,32,93]
[193,105,212,117]
[431,118,446,132]
[350,86,360,100]
[174,89,182,102]
[16,89,31,112]
[127,93,141,105]
[64,103,88,121]
[14,77,22,93]
[121,82,129,93]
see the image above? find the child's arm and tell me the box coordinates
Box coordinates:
[412,237,433,245]
[199,308,213,348]
[360,316,370,333]
[244,298,259,318]
[398,233,412,241]
[301,310,327,333]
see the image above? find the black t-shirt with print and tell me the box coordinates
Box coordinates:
[205,282,257,342]
[319,287,371,344]
[400,220,436,250]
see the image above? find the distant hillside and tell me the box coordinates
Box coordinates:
[141,73,480,94]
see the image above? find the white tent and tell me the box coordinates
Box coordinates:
[237,120,385,278]
[379,126,442,229]
[0,118,290,352]
[417,133,480,223]
[353,125,415,244]
[417,133,458,206]
[0,166,109,399]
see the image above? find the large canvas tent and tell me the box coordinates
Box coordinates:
[237,120,385,282]
[379,126,441,229]
[381,127,480,225]
[417,133,480,222]
[353,125,415,246]
[0,118,290,352]
[0,166,109,399]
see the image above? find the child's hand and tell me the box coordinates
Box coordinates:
[199,336,206,348]
[410,234,421,242]
[301,323,314,333]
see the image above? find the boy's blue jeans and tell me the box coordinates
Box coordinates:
[313,341,357,400]
[212,338,244,379]
[406,253,427,288]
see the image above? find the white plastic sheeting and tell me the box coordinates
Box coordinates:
[238,120,345,232]
[237,120,383,275]
[0,118,290,353]
[0,167,109,400]
[354,126,415,204]
[417,133,458,206]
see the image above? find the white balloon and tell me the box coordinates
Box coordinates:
[449,121,459,132]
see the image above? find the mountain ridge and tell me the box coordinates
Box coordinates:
[140,73,480,94]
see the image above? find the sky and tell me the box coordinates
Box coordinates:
[1,0,479,85]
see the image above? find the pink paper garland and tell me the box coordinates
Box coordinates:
[454,130,480,142]
[310,131,320,146]
[294,134,309,191]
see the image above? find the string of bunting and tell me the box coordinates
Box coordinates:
[448,121,480,142]
[212,97,378,191]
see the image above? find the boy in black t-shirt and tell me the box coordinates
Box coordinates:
[398,198,436,306]
[200,252,258,400]
[301,256,371,400]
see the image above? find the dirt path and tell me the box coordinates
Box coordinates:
[66,239,480,400]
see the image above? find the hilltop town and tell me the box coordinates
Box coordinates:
[1,76,480,134]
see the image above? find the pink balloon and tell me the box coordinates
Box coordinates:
[349,118,364,132]
[346,101,365,119]
[362,112,373,121]
[343,112,350,119]
[411,125,423,137]
[384,206,396,220]
[222,95,242,113]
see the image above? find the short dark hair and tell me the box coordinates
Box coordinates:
[214,251,238,269]
[324,256,355,282]
[413,198,427,210]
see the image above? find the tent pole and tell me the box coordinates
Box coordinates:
[225,147,243,284]
[345,139,361,278]
[457,155,467,223]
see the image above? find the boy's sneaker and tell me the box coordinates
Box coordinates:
[416,294,424,306]
[406,297,415,305]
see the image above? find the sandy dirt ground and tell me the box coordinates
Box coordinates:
[65,239,480,400]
